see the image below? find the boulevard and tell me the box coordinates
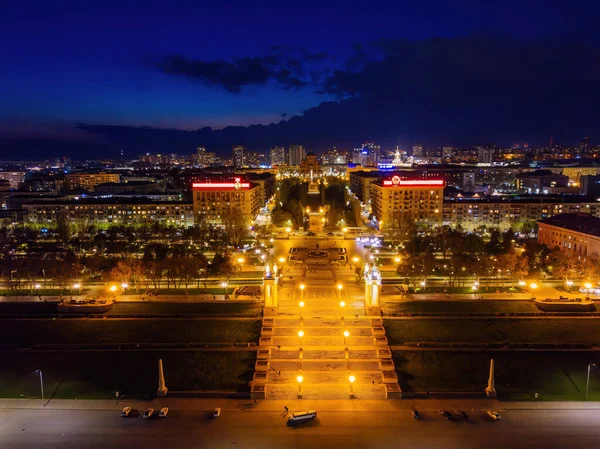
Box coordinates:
[2,399,600,449]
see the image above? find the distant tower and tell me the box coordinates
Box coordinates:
[549,136,554,149]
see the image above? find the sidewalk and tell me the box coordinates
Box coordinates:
[2,398,600,412]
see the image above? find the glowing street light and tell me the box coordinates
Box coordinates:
[73,283,81,291]
[343,330,350,347]
[585,282,593,298]
[518,280,526,287]
[349,374,356,398]
[297,375,303,398]
[352,256,360,263]
[299,283,305,301]
[221,281,228,297]
[121,282,128,291]
[339,300,345,320]
[34,283,41,290]
[566,279,573,293]
[530,282,538,290]
[278,257,285,263]
[299,301,305,319]
[394,256,401,263]
[109,285,117,299]
[237,257,245,264]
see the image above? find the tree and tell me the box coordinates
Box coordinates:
[498,252,529,287]
[110,259,133,284]
[546,248,577,282]
[385,211,416,243]
[222,207,248,247]
[271,209,293,227]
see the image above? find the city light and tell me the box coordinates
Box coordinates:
[394,257,401,263]
[121,282,128,289]
[340,301,345,308]
[296,375,303,384]
[298,330,304,338]
[299,284,305,291]
[237,257,245,264]
[352,256,360,263]
[73,283,81,289]
[343,331,350,338]
[278,257,285,263]
[337,283,343,290]
[530,283,538,290]
[349,375,356,383]
[109,285,117,292]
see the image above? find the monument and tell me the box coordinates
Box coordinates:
[157,358,168,397]
[485,358,496,398]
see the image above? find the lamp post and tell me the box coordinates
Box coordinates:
[34,369,44,405]
[299,283,305,302]
[584,282,593,299]
[339,301,345,321]
[343,330,350,348]
[337,283,343,301]
[299,301,305,319]
[297,375,303,398]
[72,283,81,295]
[109,285,117,300]
[121,282,128,293]
[586,363,597,399]
[298,330,304,349]
[472,281,479,300]
[349,375,356,399]
[566,280,573,293]
[529,282,538,299]
[278,257,286,264]
[221,281,228,297]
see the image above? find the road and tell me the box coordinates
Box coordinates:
[2,404,599,448]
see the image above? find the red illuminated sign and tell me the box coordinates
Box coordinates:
[192,178,250,189]
[382,179,444,187]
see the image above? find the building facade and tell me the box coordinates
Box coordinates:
[270,147,286,167]
[288,144,305,166]
[443,196,600,232]
[0,172,26,189]
[192,177,262,224]
[538,213,600,259]
[233,145,245,168]
[64,173,120,191]
[370,177,444,227]
[23,200,194,227]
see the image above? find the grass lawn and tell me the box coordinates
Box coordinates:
[109,301,262,316]
[0,350,255,399]
[383,300,540,315]
[385,318,600,345]
[393,350,600,400]
[123,287,237,295]
[0,319,261,346]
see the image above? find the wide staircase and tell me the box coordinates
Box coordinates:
[251,285,401,400]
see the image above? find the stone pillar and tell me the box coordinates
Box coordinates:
[263,264,279,316]
[365,265,381,316]
[157,359,168,397]
[485,358,496,398]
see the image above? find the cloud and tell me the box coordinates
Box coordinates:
[6,36,600,158]
[153,48,330,93]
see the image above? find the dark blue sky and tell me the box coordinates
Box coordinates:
[1,0,599,158]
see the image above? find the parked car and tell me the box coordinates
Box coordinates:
[159,407,169,417]
[143,408,154,419]
[121,407,132,417]
[486,411,501,421]
[438,409,452,420]
[213,407,221,418]
[455,410,469,420]
[411,409,420,419]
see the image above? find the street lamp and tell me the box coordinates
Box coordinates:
[298,330,304,348]
[349,375,356,398]
[278,257,285,263]
[121,282,128,292]
[337,283,343,301]
[297,375,303,398]
[299,283,305,302]
[343,330,350,347]
[352,256,360,263]
[518,280,526,288]
[566,280,573,293]
[221,281,228,297]
[586,363,597,399]
[584,282,593,299]
[394,257,401,264]
[299,301,305,319]
[339,301,345,321]
[109,285,117,299]
[34,369,44,405]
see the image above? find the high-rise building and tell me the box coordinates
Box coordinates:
[270,146,286,166]
[233,145,245,168]
[289,144,305,166]
[412,145,424,157]
[196,146,207,166]
[245,152,260,168]
[477,146,494,164]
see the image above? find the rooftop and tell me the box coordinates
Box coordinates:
[539,213,600,238]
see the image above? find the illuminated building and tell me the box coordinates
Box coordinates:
[192,177,262,224]
[233,145,246,168]
[0,171,26,189]
[23,199,194,227]
[64,172,120,192]
[370,177,444,227]
[270,147,286,166]
[538,213,600,259]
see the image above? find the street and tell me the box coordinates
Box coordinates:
[2,400,600,448]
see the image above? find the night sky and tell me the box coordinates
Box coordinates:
[1,0,599,158]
